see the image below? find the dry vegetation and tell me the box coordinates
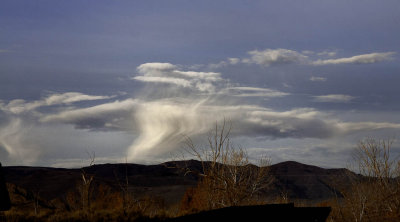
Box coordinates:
[180,120,273,213]
[327,138,400,222]
[2,123,400,221]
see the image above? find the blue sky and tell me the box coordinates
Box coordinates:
[1,0,400,167]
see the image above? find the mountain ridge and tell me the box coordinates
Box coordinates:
[2,160,359,207]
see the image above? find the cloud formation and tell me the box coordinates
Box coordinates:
[313,94,355,103]
[206,49,397,70]
[133,63,223,93]
[312,52,396,65]
[243,49,308,66]
[0,92,113,115]
[224,87,290,98]
[1,59,400,165]
[310,76,327,82]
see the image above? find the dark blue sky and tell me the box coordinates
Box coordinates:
[1,0,400,167]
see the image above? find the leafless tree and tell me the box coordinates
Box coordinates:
[183,120,273,211]
[80,151,95,212]
[338,138,400,221]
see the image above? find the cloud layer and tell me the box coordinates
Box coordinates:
[0,48,399,166]
[208,49,397,69]
[313,94,355,103]
[312,52,396,65]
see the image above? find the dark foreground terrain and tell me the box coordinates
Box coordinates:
[0,160,358,221]
[2,160,357,205]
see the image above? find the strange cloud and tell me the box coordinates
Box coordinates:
[1,59,400,165]
[0,118,41,165]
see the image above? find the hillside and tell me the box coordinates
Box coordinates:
[2,160,358,209]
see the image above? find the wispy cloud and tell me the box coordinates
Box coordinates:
[243,48,308,66]
[133,63,223,93]
[2,60,400,165]
[313,94,355,103]
[310,76,327,82]
[224,87,290,98]
[0,92,113,114]
[206,49,396,70]
[312,52,396,65]
[317,50,337,57]
[208,58,241,69]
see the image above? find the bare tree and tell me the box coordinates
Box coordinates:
[114,157,134,217]
[338,138,400,221]
[182,120,273,211]
[80,151,95,212]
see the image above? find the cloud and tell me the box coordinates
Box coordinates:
[208,57,241,69]
[2,60,400,165]
[41,99,138,131]
[45,92,112,105]
[243,49,308,66]
[137,62,177,74]
[224,87,290,98]
[133,62,223,93]
[0,49,11,53]
[133,76,192,88]
[338,122,400,133]
[310,76,327,82]
[312,52,396,65]
[313,94,355,103]
[205,49,396,70]
[0,118,41,165]
[0,92,113,114]
[317,50,337,57]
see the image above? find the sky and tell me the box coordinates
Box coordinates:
[1,0,400,168]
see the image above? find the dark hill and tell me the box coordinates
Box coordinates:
[2,160,358,207]
[268,161,357,200]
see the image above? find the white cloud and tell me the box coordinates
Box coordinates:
[225,87,290,98]
[3,59,400,166]
[41,99,138,130]
[208,57,241,69]
[133,76,192,88]
[302,50,314,55]
[313,94,355,103]
[338,122,400,133]
[133,62,223,93]
[0,92,112,114]
[137,63,177,75]
[244,48,308,66]
[312,52,396,65]
[310,76,327,82]
[173,70,222,81]
[45,92,112,105]
[0,118,41,165]
[228,58,240,65]
[317,50,337,57]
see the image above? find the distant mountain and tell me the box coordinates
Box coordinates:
[268,161,358,201]
[2,160,359,208]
